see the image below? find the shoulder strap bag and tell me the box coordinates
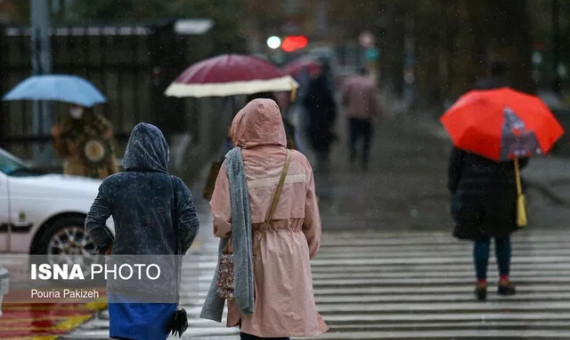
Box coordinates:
[514,158,528,227]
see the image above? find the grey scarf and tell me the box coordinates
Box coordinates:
[200,147,254,322]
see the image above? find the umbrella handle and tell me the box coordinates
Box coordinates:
[290,85,297,102]
[289,77,299,102]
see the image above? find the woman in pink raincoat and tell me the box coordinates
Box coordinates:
[208,98,327,339]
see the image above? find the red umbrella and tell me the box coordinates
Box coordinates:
[164,54,298,98]
[281,57,322,78]
[440,87,564,161]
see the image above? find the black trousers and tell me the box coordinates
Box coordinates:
[240,332,290,340]
[348,118,373,167]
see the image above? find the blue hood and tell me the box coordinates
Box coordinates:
[122,123,169,173]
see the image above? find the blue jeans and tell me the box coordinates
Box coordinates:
[473,237,511,280]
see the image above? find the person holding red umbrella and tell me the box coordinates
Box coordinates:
[442,64,564,301]
[447,145,526,300]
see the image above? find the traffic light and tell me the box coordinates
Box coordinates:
[281,35,308,52]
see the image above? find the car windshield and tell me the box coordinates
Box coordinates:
[0,149,43,176]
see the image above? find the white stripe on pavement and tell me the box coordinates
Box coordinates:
[65,230,570,340]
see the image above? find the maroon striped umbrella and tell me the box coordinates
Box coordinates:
[165,54,298,98]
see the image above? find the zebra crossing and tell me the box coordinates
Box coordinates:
[64,228,570,339]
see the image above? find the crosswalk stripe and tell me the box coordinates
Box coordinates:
[320,312,570,322]
[308,292,570,303]
[191,249,570,261]
[310,270,567,279]
[308,263,570,272]
[313,284,570,295]
[316,301,570,313]
[63,229,570,339]
[304,329,570,339]
[193,256,570,269]
[311,277,570,286]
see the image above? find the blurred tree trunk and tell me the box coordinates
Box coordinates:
[439,0,460,104]
[409,0,534,110]
[414,0,443,109]
[379,1,406,96]
[448,0,488,98]
[486,0,534,93]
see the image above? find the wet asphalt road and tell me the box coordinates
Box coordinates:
[49,97,570,339]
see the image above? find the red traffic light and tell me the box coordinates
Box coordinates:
[281,35,308,52]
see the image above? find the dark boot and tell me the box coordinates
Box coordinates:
[474,282,487,301]
[498,279,516,296]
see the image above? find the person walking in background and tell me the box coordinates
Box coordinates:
[201,99,327,339]
[341,68,381,170]
[303,62,337,171]
[51,104,119,178]
[86,123,199,340]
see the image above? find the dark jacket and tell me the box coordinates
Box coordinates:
[85,123,199,339]
[85,123,199,255]
[448,148,527,240]
[303,75,337,152]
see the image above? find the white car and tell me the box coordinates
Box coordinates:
[0,148,113,255]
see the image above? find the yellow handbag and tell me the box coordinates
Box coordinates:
[514,158,528,227]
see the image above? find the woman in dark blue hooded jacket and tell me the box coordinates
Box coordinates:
[86,123,199,340]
